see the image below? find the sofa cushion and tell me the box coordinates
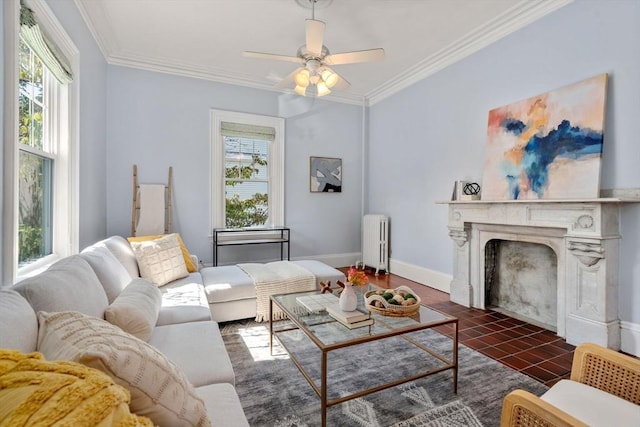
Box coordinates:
[196,383,250,427]
[100,235,140,279]
[541,379,640,427]
[0,349,153,427]
[128,233,198,273]
[0,290,38,353]
[157,273,211,325]
[37,311,211,427]
[201,266,256,303]
[105,278,162,341]
[130,233,189,286]
[149,321,235,387]
[80,245,132,303]
[13,255,109,319]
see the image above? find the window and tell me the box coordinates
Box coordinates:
[211,111,284,230]
[18,39,54,265]
[224,136,269,228]
[4,0,79,281]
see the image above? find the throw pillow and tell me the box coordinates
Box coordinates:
[0,348,153,426]
[128,233,198,272]
[37,311,211,427]
[129,233,189,287]
[105,278,162,342]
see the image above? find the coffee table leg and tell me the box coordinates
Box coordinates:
[269,299,273,356]
[321,350,327,427]
[453,320,458,393]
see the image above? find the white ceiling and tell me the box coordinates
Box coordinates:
[74,0,571,105]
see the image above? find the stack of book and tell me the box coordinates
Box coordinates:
[326,303,373,329]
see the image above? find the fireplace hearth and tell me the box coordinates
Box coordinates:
[443,199,625,349]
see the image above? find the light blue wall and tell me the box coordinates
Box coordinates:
[45,0,108,248]
[368,0,640,322]
[106,67,363,264]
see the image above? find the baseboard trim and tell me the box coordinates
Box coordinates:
[388,259,452,294]
[621,320,640,357]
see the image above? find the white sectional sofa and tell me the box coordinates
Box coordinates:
[0,234,346,426]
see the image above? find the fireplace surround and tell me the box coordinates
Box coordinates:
[444,199,628,349]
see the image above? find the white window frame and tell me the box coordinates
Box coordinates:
[210,110,284,234]
[3,0,79,282]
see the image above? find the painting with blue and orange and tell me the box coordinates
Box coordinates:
[481,74,607,200]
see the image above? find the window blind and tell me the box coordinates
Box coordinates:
[220,121,275,142]
[20,5,73,84]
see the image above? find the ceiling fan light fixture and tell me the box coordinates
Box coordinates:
[294,85,308,96]
[320,69,338,88]
[294,69,310,87]
[316,81,331,96]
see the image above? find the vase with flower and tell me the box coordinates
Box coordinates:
[339,267,368,311]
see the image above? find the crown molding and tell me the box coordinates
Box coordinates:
[73,0,117,60]
[75,0,572,107]
[366,0,574,105]
[107,51,366,106]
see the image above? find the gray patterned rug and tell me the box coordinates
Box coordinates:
[220,319,547,427]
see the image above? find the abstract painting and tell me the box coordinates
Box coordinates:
[310,156,342,193]
[481,74,607,200]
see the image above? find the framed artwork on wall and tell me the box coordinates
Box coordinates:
[310,156,342,193]
[481,73,607,200]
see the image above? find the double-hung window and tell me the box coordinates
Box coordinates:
[5,0,78,281]
[18,39,54,265]
[211,110,284,230]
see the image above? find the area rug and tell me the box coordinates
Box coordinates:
[220,319,548,427]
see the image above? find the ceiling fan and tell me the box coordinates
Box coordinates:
[242,0,384,97]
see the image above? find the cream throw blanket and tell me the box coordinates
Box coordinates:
[238,261,316,322]
[135,184,166,236]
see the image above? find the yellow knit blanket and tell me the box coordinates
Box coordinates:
[0,349,153,427]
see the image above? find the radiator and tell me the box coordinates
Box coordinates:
[362,214,388,275]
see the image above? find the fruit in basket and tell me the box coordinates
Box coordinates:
[382,292,394,301]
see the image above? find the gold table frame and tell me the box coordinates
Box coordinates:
[270,291,458,427]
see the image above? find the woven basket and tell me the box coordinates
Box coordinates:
[364,285,421,317]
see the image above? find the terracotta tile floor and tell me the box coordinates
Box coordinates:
[344,268,575,387]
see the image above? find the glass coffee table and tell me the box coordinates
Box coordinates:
[270,289,458,427]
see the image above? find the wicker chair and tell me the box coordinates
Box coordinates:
[500,342,640,427]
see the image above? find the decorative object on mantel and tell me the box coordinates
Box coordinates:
[481,73,607,201]
[310,156,342,192]
[462,182,481,200]
[365,285,421,316]
[452,180,481,200]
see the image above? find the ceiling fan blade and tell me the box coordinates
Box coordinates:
[243,51,304,64]
[324,48,385,65]
[275,67,305,89]
[305,19,325,57]
[331,70,350,91]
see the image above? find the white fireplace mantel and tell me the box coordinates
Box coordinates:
[439,197,637,349]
